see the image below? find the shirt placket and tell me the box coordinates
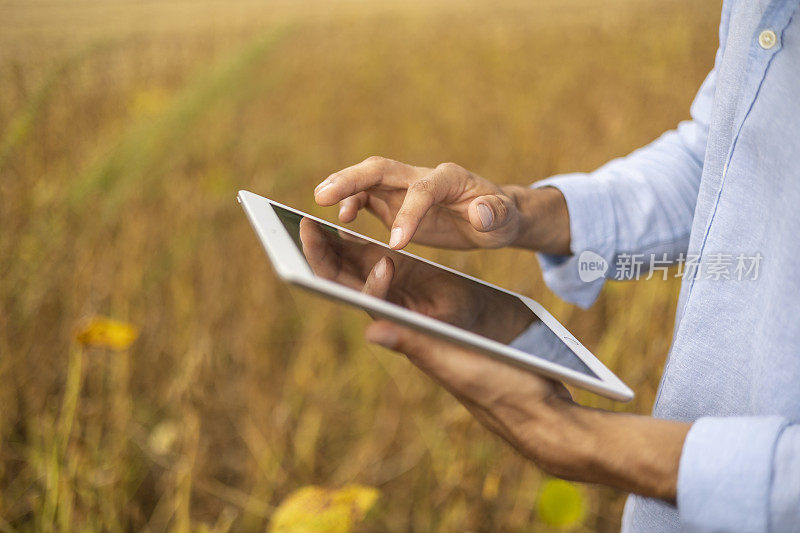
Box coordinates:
[681,0,798,309]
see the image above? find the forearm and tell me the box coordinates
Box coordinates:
[524,402,690,502]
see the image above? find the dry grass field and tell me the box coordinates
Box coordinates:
[0,0,720,530]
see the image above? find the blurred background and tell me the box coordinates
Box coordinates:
[0,0,720,530]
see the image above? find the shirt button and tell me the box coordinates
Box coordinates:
[758,29,777,49]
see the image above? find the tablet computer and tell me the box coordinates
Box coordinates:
[238,190,633,401]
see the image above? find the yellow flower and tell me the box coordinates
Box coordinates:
[537,478,585,529]
[269,484,380,533]
[75,316,138,351]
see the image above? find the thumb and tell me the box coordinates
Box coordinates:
[468,194,514,232]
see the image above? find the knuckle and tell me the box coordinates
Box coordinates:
[364,155,386,167]
[409,178,435,195]
[493,197,508,219]
[436,161,462,175]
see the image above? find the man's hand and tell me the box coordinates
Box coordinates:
[314,156,571,254]
[365,321,691,503]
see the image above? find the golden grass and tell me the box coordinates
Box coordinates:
[0,0,719,530]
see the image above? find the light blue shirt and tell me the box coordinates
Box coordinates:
[534,0,800,530]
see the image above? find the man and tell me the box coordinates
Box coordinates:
[313,0,800,530]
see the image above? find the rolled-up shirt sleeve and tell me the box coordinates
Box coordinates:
[677,416,800,532]
[533,65,717,308]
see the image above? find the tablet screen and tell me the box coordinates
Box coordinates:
[274,205,597,378]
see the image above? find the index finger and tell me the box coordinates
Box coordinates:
[314,156,409,206]
[389,164,463,249]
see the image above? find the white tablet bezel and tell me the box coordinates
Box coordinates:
[238,190,633,402]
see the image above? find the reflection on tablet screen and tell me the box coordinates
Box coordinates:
[273,205,597,379]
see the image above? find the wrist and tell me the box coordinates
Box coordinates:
[525,404,689,503]
[502,185,571,255]
[521,399,597,477]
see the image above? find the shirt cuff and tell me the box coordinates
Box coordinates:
[532,173,617,309]
[677,416,789,533]
[771,424,800,531]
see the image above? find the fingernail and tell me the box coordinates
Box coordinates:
[315,180,332,195]
[367,327,398,349]
[477,203,493,229]
[374,258,387,279]
[338,205,347,218]
[389,227,404,248]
